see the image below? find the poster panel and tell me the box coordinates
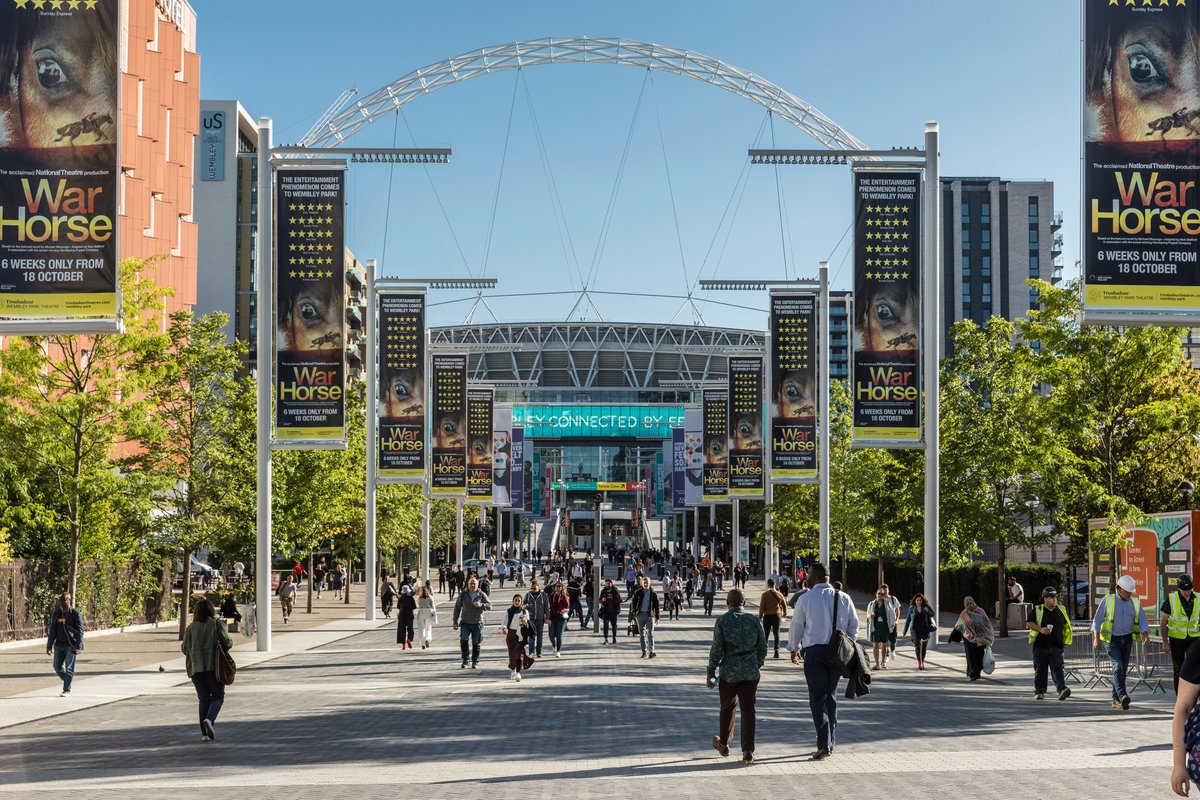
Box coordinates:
[702,388,729,503]
[1089,511,1194,625]
[377,292,425,481]
[1083,1,1200,315]
[532,451,542,516]
[852,170,922,444]
[684,408,703,507]
[429,354,466,495]
[466,386,494,504]
[510,427,525,511]
[0,0,120,320]
[770,294,817,480]
[671,428,687,510]
[655,447,666,516]
[275,168,346,443]
[728,356,765,497]
[492,407,513,507]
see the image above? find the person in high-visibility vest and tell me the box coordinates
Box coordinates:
[1025,586,1072,701]
[1160,574,1200,693]
[1091,574,1150,710]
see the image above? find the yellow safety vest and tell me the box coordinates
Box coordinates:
[1167,592,1200,640]
[1028,605,1072,645]
[1099,594,1143,643]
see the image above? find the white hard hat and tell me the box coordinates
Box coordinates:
[1116,575,1136,593]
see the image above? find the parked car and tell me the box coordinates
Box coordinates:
[1070,581,1089,618]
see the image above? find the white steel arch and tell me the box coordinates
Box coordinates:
[300,37,868,151]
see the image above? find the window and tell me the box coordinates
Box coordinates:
[1029,228,1039,246]
[961,202,970,223]
[981,255,991,277]
[962,284,972,302]
[1028,197,1039,222]
[981,229,991,248]
[962,228,971,248]
[982,283,992,303]
[961,254,971,278]
[962,303,972,319]
[1029,255,1039,277]
[981,201,991,224]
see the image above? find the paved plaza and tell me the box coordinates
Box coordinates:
[0,582,1175,799]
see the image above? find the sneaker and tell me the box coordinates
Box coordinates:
[649,652,656,659]
[1058,687,1072,701]
[511,670,518,681]
[201,719,215,741]
[814,748,832,761]
[514,672,522,682]
[1120,694,1131,710]
[1111,700,1123,709]
[641,652,647,658]
[742,751,754,765]
[712,736,729,757]
[889,651,895,662]
[554,650,561,658]
[1034,693,1045,700]
[60,689,70,697]
[461,663,469,669]
[471,663,478,669]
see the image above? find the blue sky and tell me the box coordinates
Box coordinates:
[198,0,1080,330]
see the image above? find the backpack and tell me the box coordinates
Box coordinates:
[1185,701,1200,787]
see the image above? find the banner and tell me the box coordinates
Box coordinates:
[429,354,467,495]
[702,388,729,502]
[684,408,703,507]
[275,168,346,443]
[655,447,666,516]
[852,170,922,443]
[1083,1,1200,315]
[510,427,525,511]
[532,451,542,515]
[466,386,494,503]
[0,0,120,320]
[770,294,818,480]
[377,292,425,481]
[492,407,512,507]
[728,356,765,497]
[671,428,687,510]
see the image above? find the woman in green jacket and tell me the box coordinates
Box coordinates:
[181,598,233,741]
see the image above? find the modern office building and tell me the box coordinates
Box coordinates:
[829,290,851,383]
[940,177,1063,355]
[119,0,202,320]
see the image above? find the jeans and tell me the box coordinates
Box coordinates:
[913,637,929,663]
[703,593,715,615]
[458,622,483,665]
[602,612,618,640]
[548,617,566,652]
[1033,645,1067,694]
[528,618,545,655]
[190,670,225,734]
[718,679,759,755]
[52,643,76,692]
[802,643,839,751]
[1106,635,1133,701]
[636,613,656,655]
[762,615,781,653]
[581,603,593,629]
[569,598,583,623]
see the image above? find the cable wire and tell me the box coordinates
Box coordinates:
[648,71,691,292]
[397,108,474,277]
[480,72,522,279]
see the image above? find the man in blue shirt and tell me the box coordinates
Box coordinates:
[787,563,859,760]
[1091,574,1150,710]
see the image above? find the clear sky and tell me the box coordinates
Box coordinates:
[197,0,1081,330]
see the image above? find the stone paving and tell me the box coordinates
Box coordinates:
[0,581,1176,799]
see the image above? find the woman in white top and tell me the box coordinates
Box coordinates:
[415,585,437,649]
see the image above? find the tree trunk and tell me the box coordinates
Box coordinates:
[877,553,884,589]
[179,546,193,641]
[306,550,314,614]
[344,552,351,605]
[998,545,1009,638]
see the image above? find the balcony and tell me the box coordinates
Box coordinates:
[346,303,363,329]
[1051,232,1063,257]
[345,267,364,291]
[1051,211,1063,230]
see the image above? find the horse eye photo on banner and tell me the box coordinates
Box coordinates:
[382,368,424,419]
[277,276,343,354]
[435,412,465,450]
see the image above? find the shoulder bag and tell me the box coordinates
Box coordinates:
[213,622,237,685]
[823,591,858,677]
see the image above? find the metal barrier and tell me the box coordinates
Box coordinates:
[1131,625,1169,695]
[1034,625,1167,695]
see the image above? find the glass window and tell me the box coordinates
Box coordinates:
[961,201,970,223]
[981,229,991,248]
[981,255,991,277]
[962,303,972,320]
[982,283,992,301]
[1029,255,1039,277]
[1029,228,1039,246]
[1028,197,1039,222]
[962,284,972,302]
[961,228,970,248]
[981,202,991,224]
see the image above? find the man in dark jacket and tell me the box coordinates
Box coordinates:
[629,576,661,658]
[46,593,84,696]
[599,579,622,644]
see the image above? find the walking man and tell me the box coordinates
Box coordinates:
[1092,574,1150,710]
[599,578,622,644]
[758,578,788,659]
[1162,574,1200,693]
[523,580,550,657]
[1026,586,1072,701]
[787,563,858,760]
[708,588,767,765]
[46,593,84,696]
[629,575,660,658]
[701,570,717,616]
[453,575,492,669]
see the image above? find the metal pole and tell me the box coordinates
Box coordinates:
[478,505,486,560]
[421,489,430,586]
[455,497,463,566]
[364,259,378,621]
[254,117,273,652]
[693,505,699,563]
[923,122,942,639]
[818,261,831,566]
[766,479,775,577]
[709,504,716,562]
[733,498,740,571]
[592,563,602,633]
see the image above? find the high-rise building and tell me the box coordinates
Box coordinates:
[829,290,851,383]
[120,0,201,319]
[940,177,1063,355]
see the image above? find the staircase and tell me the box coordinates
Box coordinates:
[534,515,557,555]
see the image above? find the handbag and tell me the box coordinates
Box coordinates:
[213,622,237,685]
[823,590,858,678]
[982,645,996,675]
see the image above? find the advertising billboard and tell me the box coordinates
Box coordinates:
[671,428,687,511]
[377,292,425,481]
[769,294,818,481]
[492,407,512,507]
[466,386,494,504]
[684,408,703,507]
[728,356,765,497]
[1083,1,1200,317]
[429,354,466,496]
[274,168,346,444]
[1089,511,1195,625]
[852,170,922,444]
[510,427,525,511]
[702,388,728,503]
[0,0,120,322]
[511,405,685,438]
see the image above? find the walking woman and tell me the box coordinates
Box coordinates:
[396,585,417,649]
[502,594,535,682]
[547,581,570,657]
[380,575,396,619]
[181,598,233,742]
[953,596,994,681]
[902,593,937,670]
[415,585,437,649]
[866,588,896,669]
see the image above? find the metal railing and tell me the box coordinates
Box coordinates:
[1048,624,1168,694]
